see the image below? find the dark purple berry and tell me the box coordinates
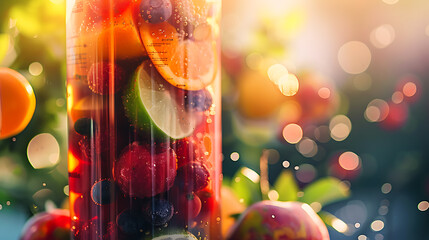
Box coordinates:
[74,118,95,136]
[177,163,210,192]
[144,199,174,227]
[116,209,146,235]
[140,0,172,24]
[183,89,213,112]
[91,179,114,205]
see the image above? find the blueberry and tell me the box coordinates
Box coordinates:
[74,118,95,136]
[184,89,213,112]
[140,0,172,24]
[145,199,174,227]
[116,209,146,235]
[91,179,114,205]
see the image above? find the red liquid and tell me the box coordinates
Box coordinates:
[66,0,222,239]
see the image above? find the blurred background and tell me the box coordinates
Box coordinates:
[0,0,428,239]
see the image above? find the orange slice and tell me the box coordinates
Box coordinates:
[69,9,147,78]
[140,21,217,90]
[0,68,36,139]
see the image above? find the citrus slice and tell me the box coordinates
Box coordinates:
[152,233,198,240]
[140,21,217,91]
[123,61,198,139]
[0,68,36,139]
[69,9,147,77]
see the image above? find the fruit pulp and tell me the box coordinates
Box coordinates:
[66,0,222,239]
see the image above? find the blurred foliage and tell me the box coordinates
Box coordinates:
[0,0,67,214]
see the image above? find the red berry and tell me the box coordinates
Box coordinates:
[195,190,216,221]
[87,62,126,95]
[176,162,210,192]
[175,192,202,220]
[173,138,208,168]
[114,143,177,198]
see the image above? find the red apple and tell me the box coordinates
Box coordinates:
[20,209,70,240]
[227,201,329,240]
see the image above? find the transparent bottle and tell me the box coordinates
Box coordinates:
[66,0,221,239]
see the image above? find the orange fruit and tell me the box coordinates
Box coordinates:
[237,70,286,119]
[0,68,36,139]
[68,9,147,78]
[139,21,217,90]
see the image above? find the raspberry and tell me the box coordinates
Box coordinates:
[172,138,208,168]
[114,143,177,198]
[176,162,210,192]
[87,62,126,95]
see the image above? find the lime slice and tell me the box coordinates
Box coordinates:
[123,61,198,139]
[152,233,198,240]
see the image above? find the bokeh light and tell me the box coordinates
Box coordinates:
[28,62,43,76]
[246,52,264,70]
[318,87,331,99]
[371,220,385,231]
[230,152,240,162]
[417,201,429,211]
[27,133,60,169]
[375,234,384,240]
[402,82,417,97]
[364,99,389,123]
[332,218,349,233]
[296,138,318,157]
[282,161,290,168]
[277,73,299,96]
[391,91,404,104]
[296,164,317,183]
[358,235,368,240]
[267,190,279,201]
[338,41,371,74]
[370,24,395,48]
[329,115,352,141]
[314,125,331,143]
[338,151,360,171]
[381,183,392,194]
[268,64,288,85]
[379,205,389,215]
[282,123,303,144]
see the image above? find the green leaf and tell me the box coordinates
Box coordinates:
[230,167,262,207]
[274,170,299,201]
[299,177,350,206]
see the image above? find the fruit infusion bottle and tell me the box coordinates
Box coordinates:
[66,0,222,239]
